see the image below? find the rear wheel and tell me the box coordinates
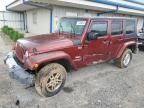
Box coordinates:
[35,63,67,97]
[115,49,132,68]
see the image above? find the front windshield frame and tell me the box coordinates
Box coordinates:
[58,18,87,36]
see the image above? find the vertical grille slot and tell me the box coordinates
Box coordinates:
[15,43,25,63]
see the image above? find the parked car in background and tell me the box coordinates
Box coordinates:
[137,28,144,50]
[4,17,137,97]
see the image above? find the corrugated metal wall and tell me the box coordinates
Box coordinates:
[102,13,144,31]
[0,11,24,30]
[25,6,144,34]
[53,6,144,31]
[52,6,98,31]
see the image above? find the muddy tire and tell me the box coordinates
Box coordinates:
[115,49,132,68]
[35,63,67,97]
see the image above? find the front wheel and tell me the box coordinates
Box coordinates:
[35,63,67,97]
[115,49,132,68]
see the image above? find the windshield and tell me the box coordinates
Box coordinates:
[58,18,87,36]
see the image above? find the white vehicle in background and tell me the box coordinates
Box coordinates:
[137,28,144,50]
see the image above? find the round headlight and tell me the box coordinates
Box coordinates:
[33,48,38,54]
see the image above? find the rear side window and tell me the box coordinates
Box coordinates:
[90,22,107,36]
[112,21,123,35]
[126,20,135,34]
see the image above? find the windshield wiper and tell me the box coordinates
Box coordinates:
[59,23,63,35]
[71,24,75,37]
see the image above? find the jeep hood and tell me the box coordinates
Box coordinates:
[17,34,78,53]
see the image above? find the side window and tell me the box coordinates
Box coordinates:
[90,22,107,36]
[126,20,135,34]
[112,21,123,35]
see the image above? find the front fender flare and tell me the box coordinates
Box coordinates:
[28,51,77,70]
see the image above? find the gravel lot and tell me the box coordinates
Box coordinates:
[0,33,144,108]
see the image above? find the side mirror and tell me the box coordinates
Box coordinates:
[87,31,98,40]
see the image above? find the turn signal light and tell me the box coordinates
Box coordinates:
[34,64,39,68]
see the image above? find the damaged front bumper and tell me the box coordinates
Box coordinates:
[4,52,35,86]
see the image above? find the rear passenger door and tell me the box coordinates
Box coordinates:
[110,20,124,58]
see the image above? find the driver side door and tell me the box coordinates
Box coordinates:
[83,20,110,65]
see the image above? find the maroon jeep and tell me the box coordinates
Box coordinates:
[4,17,137,97]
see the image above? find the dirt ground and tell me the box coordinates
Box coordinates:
[0,32,144,108]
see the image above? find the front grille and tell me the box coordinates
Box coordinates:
[15,43,25,63]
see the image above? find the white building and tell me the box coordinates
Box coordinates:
[6,0,144,35]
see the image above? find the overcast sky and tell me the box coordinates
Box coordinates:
[0,0,14,11]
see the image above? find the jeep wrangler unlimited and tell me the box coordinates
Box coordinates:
[4,17,137,97]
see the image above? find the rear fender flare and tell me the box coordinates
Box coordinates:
[116,41,136,59]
